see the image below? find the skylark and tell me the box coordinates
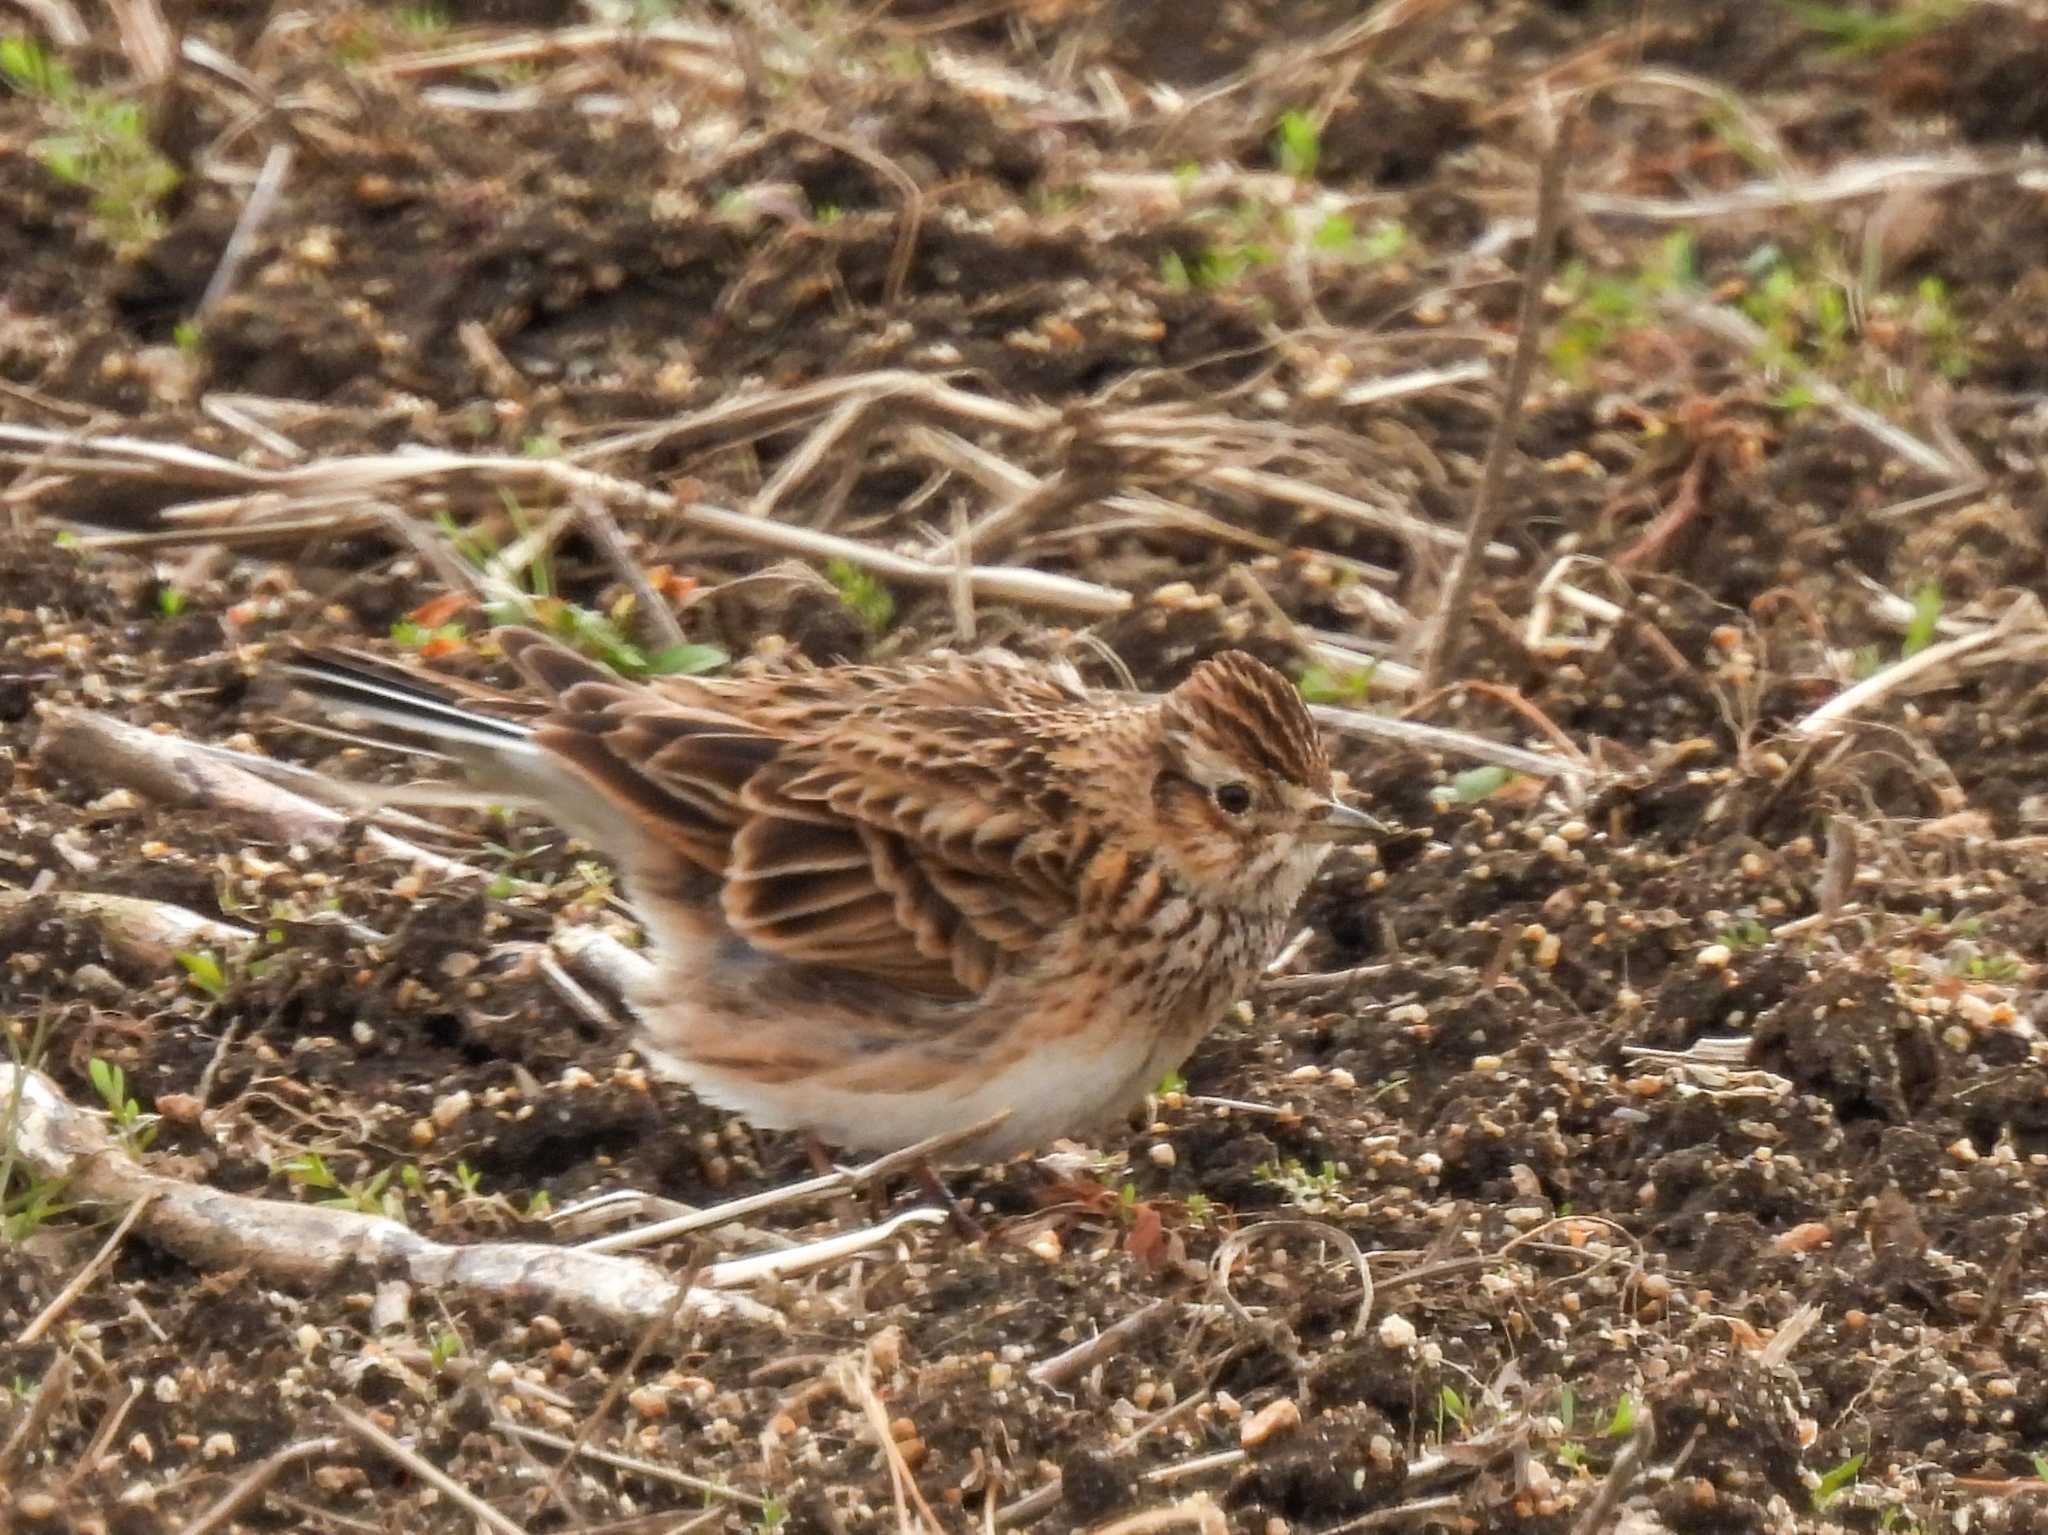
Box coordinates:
[291,630,1376,1160]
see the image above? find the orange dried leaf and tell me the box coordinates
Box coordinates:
[409,591,470,627]
[1126,1202,1169,1268]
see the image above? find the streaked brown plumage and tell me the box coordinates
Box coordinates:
[290,630,1375,1160]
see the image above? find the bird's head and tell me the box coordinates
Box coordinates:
[1147,651,1378,900]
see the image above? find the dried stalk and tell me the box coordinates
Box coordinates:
[1674,298,1977,482]
[1028,1298,1174,1389]
[179,1436,350,1535]
[1415,101,1574,692]
[0,889,254,972]
[571,1111,1011,1252]
[497,1422,766,1509]
[1568,1407,1655,1535]
[36,707,501,887]
[1308,701,1584,785]
[1793,595,2048,738]
[335,1404,530,1535]
[0,1350,76,1481]
[0,1064,774,1336]
[18,1195,155,1344]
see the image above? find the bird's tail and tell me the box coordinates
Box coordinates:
[283,645,562,810]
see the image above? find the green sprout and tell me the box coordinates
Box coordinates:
[1273,110,1320,181]
[0,35,181,253]
[1902,581,1943,658]
[89,1057,159,1156]
[824,557,895,634]
[1813,1451,1866,1511]
[176,948,227,999]
[1296,662,1375,705]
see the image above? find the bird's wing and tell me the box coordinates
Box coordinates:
[502,630,1102,998]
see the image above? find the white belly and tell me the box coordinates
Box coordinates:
[635,1019,1187,1162]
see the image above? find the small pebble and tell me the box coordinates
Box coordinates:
[1240,1397,1302,1448]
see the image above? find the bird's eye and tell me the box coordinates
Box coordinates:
[1214,782,1253,815]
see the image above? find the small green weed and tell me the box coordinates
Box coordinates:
[1435,1383,1470,1439]
[1273,110,1320,181]
[1255,1157,1343,1211]
[1953,949,2023,982]
[89,1057,159,1156]
[2,1175,70,1243]
[824,557,895,634]
[395,4,451,35]
[1163,246,1263,291]
[3,1019,73,1239]
[1813,1450,1866,1511]
[176,948,227,1000]
[1605,1394,1637,1437]
[1309,213,1407,264]
[0,35,181,253]
[1779,0,1963,56]
[429,1327,463,1370]
[281,1151,410,1222]
[1715,918,1772,951]
[1441,765,1515,805]
[1742,251,1974,406]
[1902,580,1943,658]
[1548,231,1699,382]
[391,618,467,651]
[1296,661,1375,706]
[1551,1386,1644,1474]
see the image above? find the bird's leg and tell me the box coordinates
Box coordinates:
[806,1135,978,1238]
[804,1133,836,1179]
[916,1160,984,1241]
[804,1132,873,1228]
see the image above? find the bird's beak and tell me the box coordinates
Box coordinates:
[1306,799,1384,843]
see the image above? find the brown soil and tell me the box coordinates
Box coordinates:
[4,3,2048,1534]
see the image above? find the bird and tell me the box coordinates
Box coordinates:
[287,628,1378,1162]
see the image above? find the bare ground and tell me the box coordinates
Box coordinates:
[4,2,2048,1533]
